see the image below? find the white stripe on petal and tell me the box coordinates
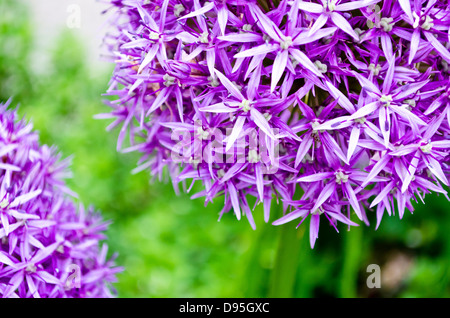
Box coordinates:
[271,50,288,92]
[297,1,323,13]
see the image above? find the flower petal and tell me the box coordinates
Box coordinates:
[250,108,276,139]
[234,43,278,59]
[335,0,381,11]
[272,209,309,225]
[325,81,355,113]
[330,12,359,41]
[295,172,334,183]
[312,182,336,212]
[294,133,313,167]
[425,31,450,63]
[408,28,421,65]
[347,125,361,161]
[178,1,214,20]
[214,69,245,100]
[271,49,288,92]
[297,1,323,13]
[227,182,241,220]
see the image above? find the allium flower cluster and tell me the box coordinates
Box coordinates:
[0,100,121,298]
[101,0,450,248]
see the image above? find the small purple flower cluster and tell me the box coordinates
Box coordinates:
[101,0,450,248]
[0,100,121,298]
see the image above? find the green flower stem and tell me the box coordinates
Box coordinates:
[338,224,363,298]
[268,223,303,297]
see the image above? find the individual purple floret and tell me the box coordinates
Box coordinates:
[0,100,122,298]
[100,0,450,248]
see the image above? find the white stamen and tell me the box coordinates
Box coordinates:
[368,63,381,76]
[198,31,209,43]
[354,117,367,124]
[26,263,37,273]
[239,99,252,112]
[207,76,219,87]
[311,208,325,215]
[421,15,434,30]
[311,121,325,134]
[335,171,349,184]
[0,199,9,209]
[242,24,252,32]
[403,99,416,111]
[353,28,364,41]
[379,17,394,32]
[326,0,337,11]
[149,31,159,40]
[163,74,176,86]
[420,143,433,154]
[311,121,321,130]
[248,149,261,163]
[197,127,210,140]
[280,36,293,50]
[314,60,328,73]
[174,4,185,17]
[380,94,393,107]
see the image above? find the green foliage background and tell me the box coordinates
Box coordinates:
[0,0,449,298]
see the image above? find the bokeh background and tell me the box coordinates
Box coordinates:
[1,0,449,298]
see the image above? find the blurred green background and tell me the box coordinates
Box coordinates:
[1,0,449,298]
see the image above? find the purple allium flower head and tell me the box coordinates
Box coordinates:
[0,100,122,298]
[101,0,450,248]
